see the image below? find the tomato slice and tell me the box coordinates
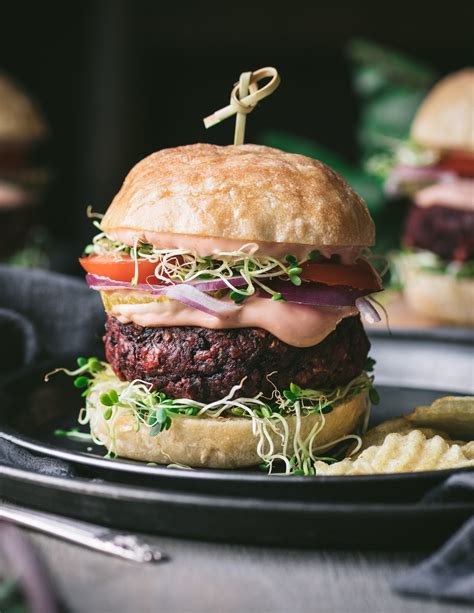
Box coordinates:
[300,259,382,291]
[437,151,474,178]
[79,255,160,284]
[80,255,382,291]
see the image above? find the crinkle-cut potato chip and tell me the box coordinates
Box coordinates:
[315,430,474,475]
[355,417,448,455]
[462,441,474,460]
[406,396,474,438]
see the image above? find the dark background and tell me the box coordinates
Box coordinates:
[1,0,473,270]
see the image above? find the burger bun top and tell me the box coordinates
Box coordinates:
[102,144,375,248]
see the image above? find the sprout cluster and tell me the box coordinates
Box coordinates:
[47,357,378,475]
[85,221,327,302]
[392,249,474,287]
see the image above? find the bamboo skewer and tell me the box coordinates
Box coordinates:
[204,67,281,145]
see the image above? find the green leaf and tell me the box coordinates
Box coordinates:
[316,456,337,464]
[74,376,89,388]
[369,387,380,405]
[289,266,302,275]
[455,261,474,279]
[289,274,302,286]
[149,422,164,436]
[77,357,88,367]
[230,291,246,304]
[321,404,333,414]
[154,407,168,424]
[88,358,105,373]
[100,393,114,407]
[108,389,119,404]
[364,357,376,372]
[185,407,199,416]
[283,390,297,402]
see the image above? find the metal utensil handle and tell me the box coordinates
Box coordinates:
[0,502,165,563]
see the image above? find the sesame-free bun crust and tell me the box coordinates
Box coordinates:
[411,68,474,153]
[403,266,474,327]
[102,144,375,248]
[0,73,47,142]
[90,390,369,469]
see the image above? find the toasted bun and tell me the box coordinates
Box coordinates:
[90,390,369,469]
[0,73,47,142]
[403,266,474,326]
[411,68,474,153]
[101,144,375,248]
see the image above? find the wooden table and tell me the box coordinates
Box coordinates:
[3,529,471,613]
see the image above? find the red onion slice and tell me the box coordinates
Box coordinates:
[86,275,382,316]
[266,280,374,306]
[356,297,381,324]
[164,284,240,317]
[385,164,456,196]
[85,274,247,293]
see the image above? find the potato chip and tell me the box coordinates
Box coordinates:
[315,430,474,475]
[406,396,474,438]
[462,441,474,460]
[354,417,448,455]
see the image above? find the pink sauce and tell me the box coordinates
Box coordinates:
[106,228,363,263]
[415,179,474,212]
[108,293,358,348]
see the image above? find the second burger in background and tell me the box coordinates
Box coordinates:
[393,69,474,326]
[0,72,48,264]
[70,144,383,474]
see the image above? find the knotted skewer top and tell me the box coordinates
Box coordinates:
[203,67,281,145]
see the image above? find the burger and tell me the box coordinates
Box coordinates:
[63,144,382,474]
[0,72,48,261]
[390,69,474,326]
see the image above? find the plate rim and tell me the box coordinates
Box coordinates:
[1,427,473,486]
[2,463,474,513]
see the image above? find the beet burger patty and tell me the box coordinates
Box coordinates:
[105,314,370,403]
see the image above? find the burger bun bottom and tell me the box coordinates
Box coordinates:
[89,390,370,469]
[403,267,474,327]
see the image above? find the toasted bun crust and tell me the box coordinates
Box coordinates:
[101,144,375,248]
[0,73,47,142]
[411,68,474,153]
[90,391,369,468]
[403,267,474,326]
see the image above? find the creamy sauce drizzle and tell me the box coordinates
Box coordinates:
[107,228,363,262]
[415,179,474,212]
[109,294,357,348]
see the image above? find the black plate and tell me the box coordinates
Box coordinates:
[0,359,473,548]
[367,324,474,344]
[2,463,472,549]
